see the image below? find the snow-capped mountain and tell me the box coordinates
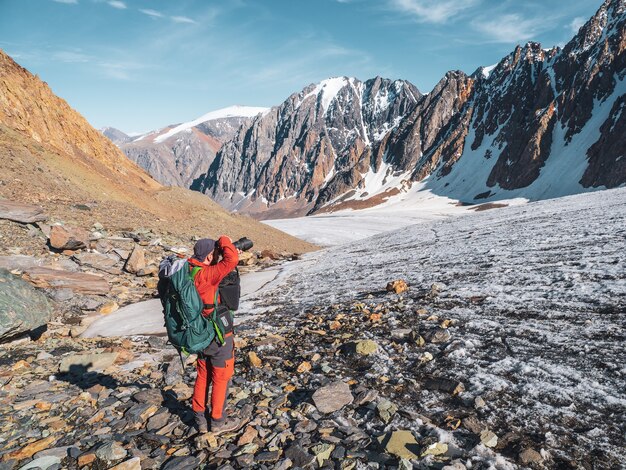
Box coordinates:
[192,77,421,218]
[100,126,132,145]
[195,0,625,217]
[114,106,268,188]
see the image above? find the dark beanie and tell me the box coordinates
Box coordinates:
[193,238,216,261]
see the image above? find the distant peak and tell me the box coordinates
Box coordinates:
[153,105,269,143]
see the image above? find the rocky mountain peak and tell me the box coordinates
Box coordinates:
[192,76,421,218]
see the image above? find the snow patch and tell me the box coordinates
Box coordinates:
[154,105,268,143]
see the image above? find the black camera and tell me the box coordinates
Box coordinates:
[233,237,254,252]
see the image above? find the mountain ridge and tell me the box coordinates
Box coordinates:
[191,0,625,218]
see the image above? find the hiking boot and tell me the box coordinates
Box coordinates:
[194,411,208,434]
[211,417,241,435]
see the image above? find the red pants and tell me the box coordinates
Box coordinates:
[192,335,234,422]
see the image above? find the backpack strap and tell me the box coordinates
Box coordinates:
[211,289,225,346]
[190,266,202,280]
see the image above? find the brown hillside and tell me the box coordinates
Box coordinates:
[0,50,315,253]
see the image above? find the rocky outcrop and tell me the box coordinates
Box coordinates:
[0,50,160,195]
[195,77,421,218]
[0,269,51,340]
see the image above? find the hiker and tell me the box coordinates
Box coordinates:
[188,236,240,434]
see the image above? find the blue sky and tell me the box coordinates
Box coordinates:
[0,0,600,133]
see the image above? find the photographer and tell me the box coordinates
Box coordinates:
[187,236,240,435]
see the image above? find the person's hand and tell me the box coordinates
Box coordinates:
[236,248,242,254]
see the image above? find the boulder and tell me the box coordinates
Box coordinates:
[312,381,353,413]
[0,199,47,223]
[23,267,110,295]
[72,252,121,275]
[377,431,420,460]
[0,269,52,341]
[49,225,89,250]
[124,246,146,274]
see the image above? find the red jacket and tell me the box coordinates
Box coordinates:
[188,236,238,315]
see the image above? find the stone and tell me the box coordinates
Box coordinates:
[23,267,110,294]
[72,252,121,275]
[49,225,89,250]
[256,450,281,463]
[16,455,61,470]
[33,446,71,460]
[421,442,448,457]
[418,351,434,363]
[162,456,200,470]
[0,200,47,223]
[125,403,159,427]
[519,448,543,465]
[312,381,353,413]
[237,426,258,446]
[480,430,498,448]
[247,351,262,368]
[426,328,451,343]
[354,388,378,406]
[109,457,141,470]
[133,388,163,405]
[284,445,315,468]
[274,458,293,470]
[125,246,146,274]
[3,436,56,461]
[377,431,420,460]
[96,441,127,461]
[474,396,486,409]
[311,443,335,467]
[297,361,312,373]
[147,411,170,431]
[0,269,52,341]
[377,399,398,423]
[0,255,44,272]
[355,339,378,355]
[386,279,408,294]
[423,377,465,395]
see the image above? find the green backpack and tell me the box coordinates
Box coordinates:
[158,256,225,355]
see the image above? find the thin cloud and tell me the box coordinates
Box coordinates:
[171,16,196,24]
[472,13,549,43]
[53,50,91,63]
[388,0,480,23]
[139,9,164,18]
[569,16,585,33]
[107,1,127,9]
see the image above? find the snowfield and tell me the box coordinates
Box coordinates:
[251,187,626,466]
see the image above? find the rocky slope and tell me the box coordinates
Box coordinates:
[115,107,267,188]
[2,189,623,470]
[196,0,625,217]
[193,77,422,218]
[0,49,315,255]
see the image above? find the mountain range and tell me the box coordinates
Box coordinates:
[106,0,625,219]
[0,50,314,253]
